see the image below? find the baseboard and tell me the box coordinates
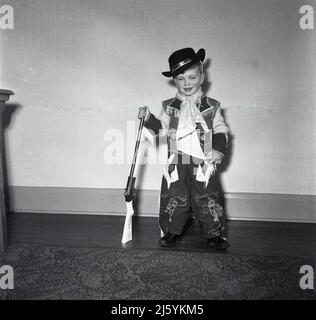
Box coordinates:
[5,186,316,223]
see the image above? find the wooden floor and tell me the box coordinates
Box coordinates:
[6,212,316,259]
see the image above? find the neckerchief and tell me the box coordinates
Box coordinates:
[175,88,209,159]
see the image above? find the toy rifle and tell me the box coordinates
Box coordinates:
[121,114,145,244]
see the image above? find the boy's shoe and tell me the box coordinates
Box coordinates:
[159,233,181,247]
[207,236,228,250]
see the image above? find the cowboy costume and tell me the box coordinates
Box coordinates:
[140,48,229,249]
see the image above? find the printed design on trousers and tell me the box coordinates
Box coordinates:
[208,227,221,238]
[195,192,224,221]
[195,192,219,203]
[161,194,188,222]
[195,192,227,238]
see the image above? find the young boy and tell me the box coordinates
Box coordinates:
[138,47,229,250]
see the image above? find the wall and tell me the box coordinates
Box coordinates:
[0,0,315,220]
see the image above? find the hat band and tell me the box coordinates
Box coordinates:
[171,59,192,73]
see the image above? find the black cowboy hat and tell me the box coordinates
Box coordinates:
[162,47,205,78]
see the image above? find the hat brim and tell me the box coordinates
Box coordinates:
[162,48,205,78]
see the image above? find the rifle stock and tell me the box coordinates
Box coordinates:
[121,201,133,244]
[122,176,135,244]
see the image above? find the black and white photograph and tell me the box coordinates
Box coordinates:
[0,0,315,308]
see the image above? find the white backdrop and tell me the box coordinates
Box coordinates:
[1,0,315,195]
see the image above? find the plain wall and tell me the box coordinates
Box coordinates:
[0,0,315,195]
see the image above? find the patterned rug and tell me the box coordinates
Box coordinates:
[0,244,315,300]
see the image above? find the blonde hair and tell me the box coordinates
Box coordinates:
[176,61,204,78]
[195,61,204,75]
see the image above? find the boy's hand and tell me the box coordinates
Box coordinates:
[206,150,224,166]
[138,106,150,122]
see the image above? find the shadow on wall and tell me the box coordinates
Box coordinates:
[218,108,234,224]
[219,109,234,174]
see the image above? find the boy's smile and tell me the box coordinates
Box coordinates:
[174,65,205,96]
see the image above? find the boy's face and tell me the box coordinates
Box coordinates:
[173,65,204,96]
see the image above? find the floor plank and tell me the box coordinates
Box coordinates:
[7,212,316,259]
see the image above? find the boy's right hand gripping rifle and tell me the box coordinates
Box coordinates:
[121,113,145,244]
